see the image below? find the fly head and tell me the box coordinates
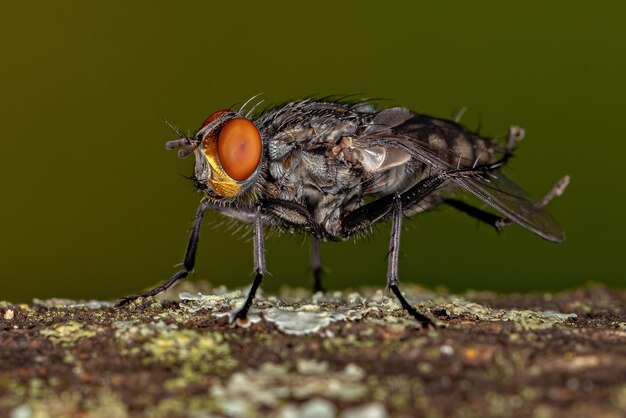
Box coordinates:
[165,109,264,201]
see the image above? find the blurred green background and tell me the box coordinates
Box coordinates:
[1,2,624,302]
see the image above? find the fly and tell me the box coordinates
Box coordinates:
[116,98,569,328]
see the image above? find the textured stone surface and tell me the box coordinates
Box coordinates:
[1,284,625,418]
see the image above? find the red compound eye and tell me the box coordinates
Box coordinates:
[199,109,230,129]
[217,118,262,181]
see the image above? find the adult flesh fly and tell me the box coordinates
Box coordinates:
[117,98,569,327]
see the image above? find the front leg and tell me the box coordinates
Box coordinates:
[116,200,255,307]
[116,200,214,307]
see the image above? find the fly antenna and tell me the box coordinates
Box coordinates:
[176,144,197,159]
[165,137,197,159]
[162,119,197,159]
[164,138,189,150]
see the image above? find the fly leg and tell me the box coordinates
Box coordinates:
[310,237,325,293]
[232,205,266,324]
[444,199,502,231]
[494,175,570,229]
[116,200,213,307]
[340,167,489,326]
[261,198,323,237]
[387,195,434,328]
[341,169,458,235]
[259,198,326,292]
[445,175,570,230]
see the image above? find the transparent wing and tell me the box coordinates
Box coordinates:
[359,130,566,243]
[453,172,565,242]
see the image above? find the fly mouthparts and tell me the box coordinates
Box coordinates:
[165,138,197,159]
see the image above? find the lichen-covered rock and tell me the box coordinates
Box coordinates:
[0,284,625,418]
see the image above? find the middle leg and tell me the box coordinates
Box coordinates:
[233,204,266,324]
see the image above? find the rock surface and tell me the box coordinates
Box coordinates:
[1,284,625,418]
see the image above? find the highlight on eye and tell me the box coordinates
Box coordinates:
[216,118,262,181]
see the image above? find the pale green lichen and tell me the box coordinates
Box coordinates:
[179,289,245,312]
[39,321,100,346]
[32,299,112,309]
[206,361,371,415]
[112,319,176,341]
[9,389,127,418]
[141,328,237,376]
[418,296,577,330]
[296,359,329,375]
[340,403,388,418]
[111,318,238,377]
[177,288,577,335]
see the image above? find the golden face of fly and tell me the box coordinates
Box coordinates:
[193,110,263,198]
